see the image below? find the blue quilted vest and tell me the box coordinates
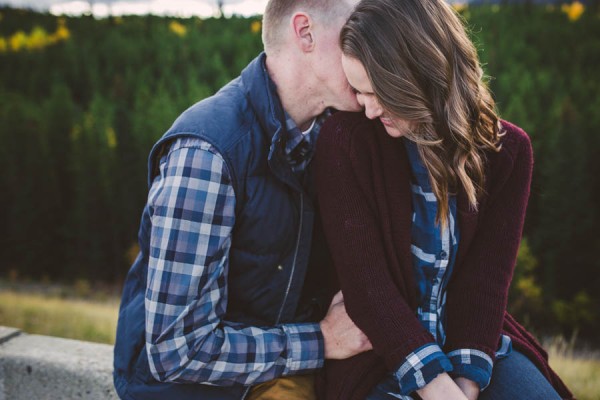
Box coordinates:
[113,53,333,400]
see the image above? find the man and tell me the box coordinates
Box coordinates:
[113,1,370,399]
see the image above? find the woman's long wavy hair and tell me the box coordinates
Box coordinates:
[341,0,502,227]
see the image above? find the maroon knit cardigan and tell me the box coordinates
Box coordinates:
[313,112,573,400]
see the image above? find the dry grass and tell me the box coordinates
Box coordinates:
[547,339,600,400]
[0,289,118,344]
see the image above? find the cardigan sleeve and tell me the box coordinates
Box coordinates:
[314,114,438,371]
[443,123,534,361]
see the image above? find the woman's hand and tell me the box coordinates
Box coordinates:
[415,373,468,400]
[454,377,480,400]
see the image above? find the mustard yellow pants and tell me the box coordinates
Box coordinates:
[246,375,316,400]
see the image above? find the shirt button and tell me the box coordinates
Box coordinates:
[440,251,448,259]
[277,265,283,271]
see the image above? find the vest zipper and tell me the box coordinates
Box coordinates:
[275,192,304,324]
[241,193,304,400]
[241,386,251,399]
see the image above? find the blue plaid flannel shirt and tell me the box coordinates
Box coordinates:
[145,112,327,385]
[386,139,512,398]
[284,109,331,174]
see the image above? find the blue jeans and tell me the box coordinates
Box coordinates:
[366,350,562,400]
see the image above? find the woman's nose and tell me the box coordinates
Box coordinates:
[364,97,383,120]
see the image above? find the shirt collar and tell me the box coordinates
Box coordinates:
[283,109,332,156]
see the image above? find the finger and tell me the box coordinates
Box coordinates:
[331,290,344,305]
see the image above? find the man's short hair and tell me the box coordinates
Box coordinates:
[262,0,354,53]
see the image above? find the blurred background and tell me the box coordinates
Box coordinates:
[0,0,598,398]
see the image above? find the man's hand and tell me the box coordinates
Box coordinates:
[319,291,372,359]
[455,377,480,400]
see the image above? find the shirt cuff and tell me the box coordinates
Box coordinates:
[394,343,453,395]
[447,348,493,390]
[281,323,324,374]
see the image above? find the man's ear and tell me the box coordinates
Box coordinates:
[291,12,315,52]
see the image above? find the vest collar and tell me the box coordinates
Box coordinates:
[241,52,286,149]
[241,52,305,192]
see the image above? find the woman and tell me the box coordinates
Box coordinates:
[314,0,572,399]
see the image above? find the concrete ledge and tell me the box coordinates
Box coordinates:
[0,326,117,400]
[0,327,21,345]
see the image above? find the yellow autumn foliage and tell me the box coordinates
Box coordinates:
[54,25,71,41]
[452,3,468,13]
[251,20,261,34]
[106,127,118,149]
[562,1,585,22]
[0,18,71,53]
[27,26,49,50]
[9,30,27,52]
[169,21,187,37]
